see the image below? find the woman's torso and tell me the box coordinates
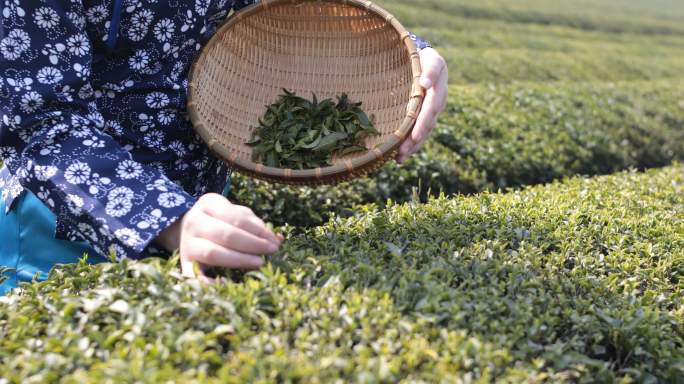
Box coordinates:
[1,1,253,207]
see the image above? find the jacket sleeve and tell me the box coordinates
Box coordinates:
[0,1,196,260]
[407,31,432,51]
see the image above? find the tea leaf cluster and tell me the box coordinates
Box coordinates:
[247,90,378,169]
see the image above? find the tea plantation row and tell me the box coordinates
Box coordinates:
[1,165,682,382]
[234,80,684,227]
[381,0,684,84]
[442,48,684,85]
[382,0,684,36]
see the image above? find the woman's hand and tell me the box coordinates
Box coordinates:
[396,47,448,163]
[156,193,282,282]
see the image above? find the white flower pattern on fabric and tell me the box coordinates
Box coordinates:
[64,162,91,184]
[0,40,20,60]
[34,7,61,29]
[0,0,430,261]
[157,109,175,125]
[128,9,154,41]
[158,192,186,208]
[37,67,64,84]
[106,197,133,217]
[116,160,144,180]
[67,34,89,56]
[114,228,144,248]
[67,194,84,210]
[129,50,150,70]
[154,19,175,42]
[85,5,108,23]
[108,186,135,202]
[9,29,31,51]
[34,165,58,181]
[145,92,169,108]
[20,92,44,113]
[196,0,211,16]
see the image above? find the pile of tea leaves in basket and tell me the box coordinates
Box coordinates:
[247,89,379,169]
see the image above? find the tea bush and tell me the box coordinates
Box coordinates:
[441,48,684,85]
[1,165,682,382]
[380,0,684,85]
[2,0,683,382]
[234,81,684,227]
[382,0,684,37]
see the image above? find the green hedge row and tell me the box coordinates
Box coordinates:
[2,165,682,382]
[441,48,684,84]
[233,81,684,227]
[393,6,684,55]
[380,0,684,36]
[381,1,684,85]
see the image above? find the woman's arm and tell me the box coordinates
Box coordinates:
[0,1,197,260]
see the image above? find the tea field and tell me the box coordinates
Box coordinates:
[1,0,683,382]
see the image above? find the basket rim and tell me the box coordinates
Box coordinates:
[187,0,424,184]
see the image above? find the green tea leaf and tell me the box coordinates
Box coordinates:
[247,89,379,169]
[313,132,347,152]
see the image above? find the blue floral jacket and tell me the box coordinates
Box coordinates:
[0,0,431,260]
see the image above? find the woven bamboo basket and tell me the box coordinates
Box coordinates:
[187,0,424,185]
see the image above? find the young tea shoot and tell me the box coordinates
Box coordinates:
[247,89,379,169]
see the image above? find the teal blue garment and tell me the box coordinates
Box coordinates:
[222,175,232,198]
[0,190,108,295]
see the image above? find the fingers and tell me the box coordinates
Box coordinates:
[397,68,448,162]
[412,84,438,143]
[436,67,449,111]
[413,69,448,150]
[186,237,265,269]
[395,86,435,163]
[200,194,281,245]
[178,194,285,283]
[245,215,281,245]
[193,213,279,255]
[414,67,448,144]
[396,50,447,163]
[180,258,215,285]
[396,135,414,163]
[418,48,444,90]
[180,257,196,279]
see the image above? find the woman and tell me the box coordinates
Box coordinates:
[0,1,448,293]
